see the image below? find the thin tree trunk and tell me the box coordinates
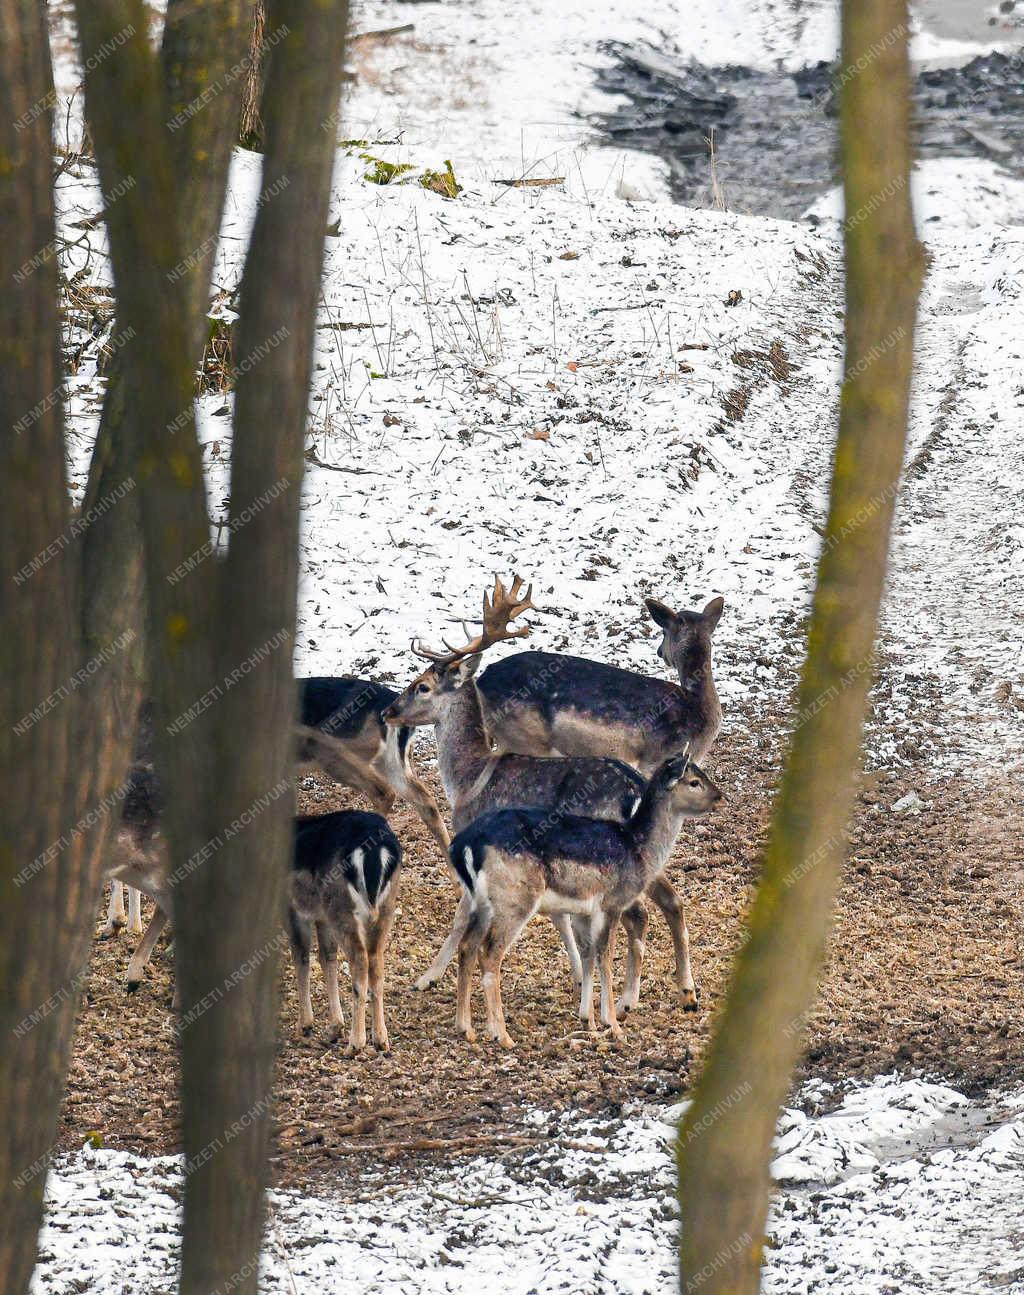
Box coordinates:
[239,0,268,150]
[175,3,349,1290]
[677,4,925,1292]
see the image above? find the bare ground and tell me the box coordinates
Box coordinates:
[59,678,1024,1192]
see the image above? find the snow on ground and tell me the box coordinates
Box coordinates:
[805,157,1024,231]
[53,143,1024,772]
[31,1077,1024,1294]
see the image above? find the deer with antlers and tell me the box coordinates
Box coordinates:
[384,576,713,1014]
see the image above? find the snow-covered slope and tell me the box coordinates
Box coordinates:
[53,143,1024,771]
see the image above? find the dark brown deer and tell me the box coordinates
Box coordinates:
[289,811,402,1054]
[475,595,725,773]
[385,579,720,1013]
[296,677,449,851]
[102,761,173,995]
[450,753,722,1047]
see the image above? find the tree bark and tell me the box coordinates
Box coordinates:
[175,3,349,1290]
[676,4,925,1292]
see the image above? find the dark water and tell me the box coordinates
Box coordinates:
[592,48,1024,219]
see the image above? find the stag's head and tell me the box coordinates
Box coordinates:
[383,575,534,728]
[644,595,724,690]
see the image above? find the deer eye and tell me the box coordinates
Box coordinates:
[689,778,701,788]
[417,682,430,695]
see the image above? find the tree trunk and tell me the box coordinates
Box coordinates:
[175,3,349,1290]
[239,0,268,150]
[676,4,925,1292]
[76,2,350,1291]
[0,2,254,1291]
[0,8,93,1293]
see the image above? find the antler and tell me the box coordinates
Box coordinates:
[413,574,534,667]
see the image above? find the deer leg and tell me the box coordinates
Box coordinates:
[288,909,315,1034]
[127,885,144,936]
[316,920,345,1042]
[345,942,369,1057]
[597,915,623,1038]
[101,879,126,938]
[455,907,488,1043]
[368,940,390,1053]
[648,874,698,1011]
[381,738,450,852]
[616,901,650,1016]
[572,917,597,1029]
[480,901,538,1049]
[415,890,471,991]
[126,904,169,992]
[552,913,583,985]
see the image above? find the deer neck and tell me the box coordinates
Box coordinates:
[628,788,686,887]
[677,649,721,743]
[434,683,493,803]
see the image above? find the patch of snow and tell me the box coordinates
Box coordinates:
[805,157,1024,233]
[31,1077,1024,1294]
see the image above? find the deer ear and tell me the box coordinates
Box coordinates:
[448,653,482,683]
[702,596,724,631]
[645,598,678,630]
[662,752,687,786]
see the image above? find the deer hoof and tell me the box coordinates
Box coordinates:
[343,1043,365,1059]
[413,974,438,992]
[98,922,122,940]
[300,1024,314,1037]
[680,988,700,1013]
[460,1026,477,1044]
[374,1039,391,1056]
[125,978,141,994]
[497,1033,516,1050]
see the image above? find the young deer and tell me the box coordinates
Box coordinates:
[476,595,725,774]
[381,576,647,994]
[450,753,722,1048]
[296,677,450,851]
[102,762,173,995]
[289,810,402,1055]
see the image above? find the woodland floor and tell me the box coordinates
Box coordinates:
[60,663,1024,1194]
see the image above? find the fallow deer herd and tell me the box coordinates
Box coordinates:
[101,576,725,1053]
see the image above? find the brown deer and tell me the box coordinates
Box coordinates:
[289,811,402,1055]
[450,752,722,1047]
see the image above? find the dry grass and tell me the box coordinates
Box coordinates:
[62,702,1024,1190]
